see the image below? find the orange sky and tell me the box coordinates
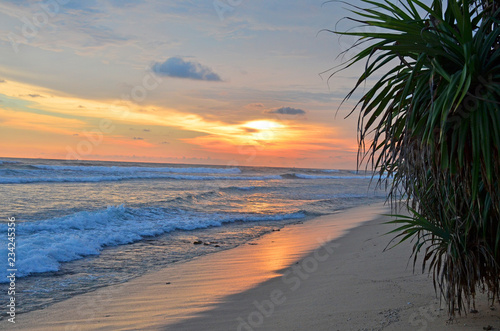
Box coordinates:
[0,1,365,169]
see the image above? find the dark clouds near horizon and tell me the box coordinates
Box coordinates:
[152,57,222,81]
[267,107,306,115]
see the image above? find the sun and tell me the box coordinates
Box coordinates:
[236,120,286,144]
[243,120,284,131]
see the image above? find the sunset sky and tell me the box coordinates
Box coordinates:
[0,0,368,169]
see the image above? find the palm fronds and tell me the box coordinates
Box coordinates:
[329,0,500,316]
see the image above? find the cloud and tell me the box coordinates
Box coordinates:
[19,94,43,98]
[152,57,222,81]
[0,79,5,83]
[245,103,264,110]
[143,129,151,132]
[243,127,259,133]
[266,107,306,115]
[133,137,144,140]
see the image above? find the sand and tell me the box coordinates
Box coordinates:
[4,203,499,330]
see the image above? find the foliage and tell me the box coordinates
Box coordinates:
[329,0,500,316]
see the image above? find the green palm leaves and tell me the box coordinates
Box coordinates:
[330,0,500,316]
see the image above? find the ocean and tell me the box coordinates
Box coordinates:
[0,158,387,314]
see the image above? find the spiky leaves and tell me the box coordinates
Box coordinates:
[330,0,500,316]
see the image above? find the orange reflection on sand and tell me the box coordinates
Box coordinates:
[250,237,293,273]
[14,204,390,330]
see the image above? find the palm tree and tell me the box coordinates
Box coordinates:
[328,0,500,316]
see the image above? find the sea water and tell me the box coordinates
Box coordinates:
[0,158,387,314]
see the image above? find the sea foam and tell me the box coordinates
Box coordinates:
[293,173,376,179]
[31,165,242,174]
[0,174,282,184]
[0,206,304,281]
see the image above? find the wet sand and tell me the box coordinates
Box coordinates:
[5,203,498,330]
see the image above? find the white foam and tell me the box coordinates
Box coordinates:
[0,174,282,184]
[32,164,241,174]
[0,206,304,281]
[294,173,375,179]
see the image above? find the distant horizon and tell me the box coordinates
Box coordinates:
[0,155,367,172]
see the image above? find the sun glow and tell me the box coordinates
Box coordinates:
[237,120,286,143]
[243,120,284,131]
[0,79,357,167]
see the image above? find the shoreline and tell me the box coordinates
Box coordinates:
[4,203,498,330]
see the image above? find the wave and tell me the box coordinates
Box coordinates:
[31,164,241,174]
[0,174,282,184]
[311,193,370,199]
[0,206,305,281]
[0,160,21,165]
[349,170,372,175]
[0,170,387,184]
[287,173,377,179]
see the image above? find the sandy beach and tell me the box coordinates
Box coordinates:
[3,0,497,328]
[4,203,499,330]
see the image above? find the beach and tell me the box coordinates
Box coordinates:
[4,202,498,330]
[0,158,387,315]
[2,0,496,330]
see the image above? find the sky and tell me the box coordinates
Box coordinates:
[0,0,369,169]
